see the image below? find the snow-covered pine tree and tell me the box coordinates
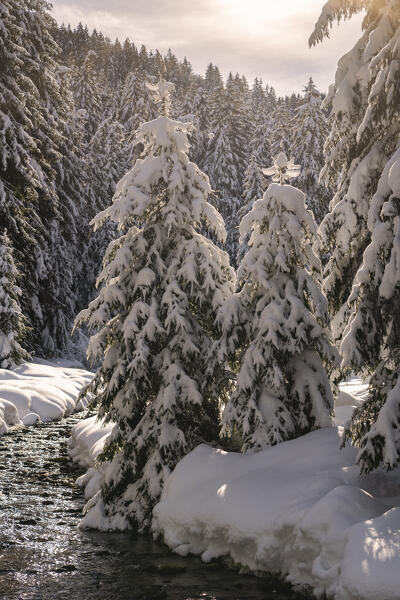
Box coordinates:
[115,68,156,163]
[248,78,271,170]
[204,120,241,264]
[185,83,210,168]
[226,73,251,187]
[309,0,400,340]
[204,77,244,265]
[0,0,42,256]
[1,0,89,356]
[116,68,153,131]
[310,0,400,472]
[237,78,271,264]
[75,78,235,529]
[237,151,266,264]
[341,152,400,472]
[220,152,338,452]
[270,101,292,158]
[72,49,104,141]
[312,1,400,472]
[290,77,331,222]
[83,117,127,299]
[0,233,30,369]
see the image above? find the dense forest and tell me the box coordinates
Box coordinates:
[0,1,330,362]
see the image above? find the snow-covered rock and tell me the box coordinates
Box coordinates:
[0,359,92,433]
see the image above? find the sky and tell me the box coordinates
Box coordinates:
[50,0,363,96]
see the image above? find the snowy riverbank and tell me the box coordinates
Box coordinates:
[0,359,93,434]
[68,380,400,600]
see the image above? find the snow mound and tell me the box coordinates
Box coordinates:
[153,380,400,600]
[68,415,113,468]
[0,359,92,434]
[68,415,114,501]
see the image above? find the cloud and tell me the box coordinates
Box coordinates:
[50,0,363,95]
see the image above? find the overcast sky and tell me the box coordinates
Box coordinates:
[50,0,363,95]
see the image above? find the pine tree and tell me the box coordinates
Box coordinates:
[310,0,399,339]
[115,68,156,163]
[72,49,104,141]
[204,78,243,264]
[237,152,266,264]
[116,69,154,132]
[83,117,127,298]
[248,78,271,169]
[270,101,292,158]
[75,79,235,529]
[237,79,271,264]
[0,233,30,369]
[310,0,400,472]
[341,152,400,472]
[220,153,338,452]
[226,73,251,187]
[0,0,42,253]
[185,83,210,168]
[290,77,331,222]
[1,0,89,356]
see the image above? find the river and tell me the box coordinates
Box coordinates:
[0,417,311,600]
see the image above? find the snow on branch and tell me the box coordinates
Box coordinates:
[309,0,366,47]
[146,78,175,116]
[262,152,301,185]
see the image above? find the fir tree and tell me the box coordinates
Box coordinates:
[220,153,338,452]
[115,68,156,162]
[311,0,400,472]
[83,117,127,298]
[72,49,104,141]
[1,0,89,356]
[0,233,30,369]
[270,101,292,158]
[75,79,235,529]
[204,80,243,264]
[310,0,399,339]
[290,77,331,222]
[341,152,400,473]
[237,152,266,264]
[248,78,271,169]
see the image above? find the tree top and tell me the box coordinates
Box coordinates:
[262,152,301,185]
[146,78,175,116]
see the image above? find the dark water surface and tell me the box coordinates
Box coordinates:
[0,418,310,600]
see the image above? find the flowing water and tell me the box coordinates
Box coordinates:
[0,417,310,600]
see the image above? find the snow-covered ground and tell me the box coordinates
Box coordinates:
[69,379,400,600]
[0,359,92,434]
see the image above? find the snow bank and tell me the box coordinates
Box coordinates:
[68,415,114,499]
[0,358,92,433]
[68,378,400,599]
[153,380,400,600]
[68,415,113,467]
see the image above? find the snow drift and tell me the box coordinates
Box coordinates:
[0,359,92,434]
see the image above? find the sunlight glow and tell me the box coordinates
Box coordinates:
[50,0,364,94]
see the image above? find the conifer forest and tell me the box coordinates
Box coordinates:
[1,2,400,599]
